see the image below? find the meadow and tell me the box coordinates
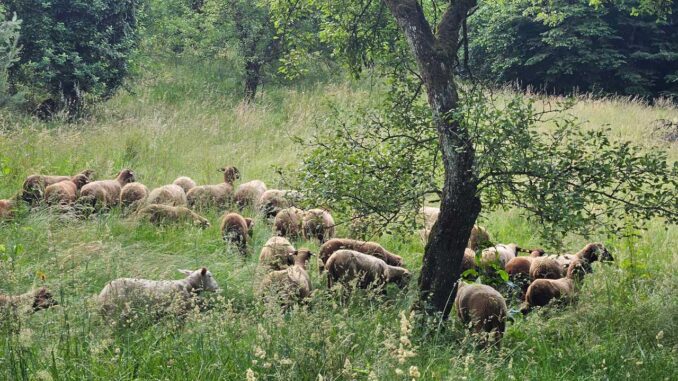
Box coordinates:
[0,57,677,380]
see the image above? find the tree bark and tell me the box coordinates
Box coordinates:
[383,0,480,318]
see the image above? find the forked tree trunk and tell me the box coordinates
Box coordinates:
[384,0,480,317]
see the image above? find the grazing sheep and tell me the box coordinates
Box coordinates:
[480,244,521,269]
[148,184,188,206]
[120,182,150,210]
[44,174,90,206]
[259,236,297,270]
[273,207,304,239]
[468,225,493,251]
[461,248,478,275]
[454,282,507,345]
[318,238,404,273]
[22,169,94,204]
[259,189,295,219]
[79,169,136,209]
[234,180,267,210]
[187,166,240,209]
[0,287,58,313]
[136,204,210,229]
[302,208,336,243]
[0,199,16,220]
[575,242,614,263]
[258,249,314,309]
[325,249,411,291]
[505,250,545,296]
[98,268,220,320]
[220,212,253,254]
[172,176,197,193]
[529,256,564,280]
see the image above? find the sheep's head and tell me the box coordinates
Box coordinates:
[180,268,220,293]
[219,166,240,184]
[529,249,546,257]
[391,268,412,288]
[79,169,95,179]
[193,215,211,229]
[567,258,593,281]
[117,169,136,184]
[391,254,404,267]
[580,243,613,263]
[293,249,314,267]
[32,287,58,311]
[72,174,91,190]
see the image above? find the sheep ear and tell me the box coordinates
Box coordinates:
[201,267,207,275]
[178,269,193,276]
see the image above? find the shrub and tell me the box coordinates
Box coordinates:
[467,0,678,98]
[0,9,22,108]
[4,0,141,116]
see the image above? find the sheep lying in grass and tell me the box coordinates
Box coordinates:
[454,282,507,345]
[79,169,136,209]
[273,207,304,239]
[44,174,91,206]
[120,183,150,211]
[148,184,187,206]
[98,268,220,321]
[480,243,523,269]
[187,166,240,209]
[0,287,58,313]
[259,236,296,270]
[220,212,254,254]
[318,238,404,273]
[234,180,267,210]
[172,176,197,193]
[302,209,336,243]
[258,249,313,310]
[22,169,94,204]
[259,189,296,219]
[0,198,16,220]
[325,249,411,291]
[136,204,210,229]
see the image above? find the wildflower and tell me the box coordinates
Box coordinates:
[656,331,664,341]
[34,370,53,381]
[409,366,421,379]
[368,371,378,381]
[395,368,404,375]
[254,346,266,359]
[246,368,256,381]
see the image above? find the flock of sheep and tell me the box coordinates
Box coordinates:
[0,166,614,344]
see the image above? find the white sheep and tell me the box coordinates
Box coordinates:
[98,267,220,320]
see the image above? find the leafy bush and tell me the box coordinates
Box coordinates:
[4,0,141,116]
[467,0,678,98]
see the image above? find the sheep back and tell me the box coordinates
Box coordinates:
[220,212,250,253]
[318,238,403,271]
[325,249,391,289]
[259,236,296,270]
[137,204,210,228]
[302,209,335,243]
[120,183,150,210]
[234,180,267,210]
[273,207,304,239]
[454,283,507,342]
[529,257,564,280]
[172,176,197,193]
[148,184,187,206]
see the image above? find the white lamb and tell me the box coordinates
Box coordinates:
[98,267,220,320]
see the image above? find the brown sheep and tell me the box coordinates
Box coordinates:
[0,287,58,313]
[79,169,136,209]
[273,207,304,239]
[258,249,313,310]
[454,282,507,345]
[575,242,614,263]
[505,250,545,297]
[44,174,90,206]
[302,208,336,243]
[22,169,94,204]
[172,176,197,193]
[120,183,150,210]
[318,238,404,273]
[187,166,240,209]
[234,180,267,210]
[480,243,521,269]
[325,249,411,291]
[220,212,253,254]
[136,204,210,229]
[529,256,564,281]
[0,199,16,220]
[259,236,297,270]
[147,184,187,206]
[259,189,295,219]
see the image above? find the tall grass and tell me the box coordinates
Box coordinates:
[0,58,676,380]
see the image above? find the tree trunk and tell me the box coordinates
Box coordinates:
[383,0,480,318]
[244,60,261,103]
